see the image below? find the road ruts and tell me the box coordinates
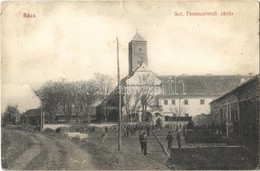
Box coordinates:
[25,133,67,170]
[9,133,42,170]
[3,129,96,170]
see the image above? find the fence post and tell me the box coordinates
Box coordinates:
[226,122,229,145]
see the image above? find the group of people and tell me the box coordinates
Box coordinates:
[166,130,182,151]
[123,124,151,137]
[138,129,183,156]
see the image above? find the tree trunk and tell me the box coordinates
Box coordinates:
[63,102,68,123]
[76,113,78,123]
[68,102,72,123]
[87,105,91,124]
[104,113,107,122]
[83,102,86,122]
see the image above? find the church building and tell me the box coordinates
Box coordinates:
[96,32,252,127]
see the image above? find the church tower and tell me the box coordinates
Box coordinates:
[128,31,148,75]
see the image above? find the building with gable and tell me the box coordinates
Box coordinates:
[96,32,253,127]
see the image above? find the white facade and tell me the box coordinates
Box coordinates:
[122,63,162,122]
[122,63,217,124]
[159,96,215,117]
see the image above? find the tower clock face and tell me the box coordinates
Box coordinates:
[138,47,143,51]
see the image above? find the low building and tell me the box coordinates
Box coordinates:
[210,74,259,138]
[21,109,41,125]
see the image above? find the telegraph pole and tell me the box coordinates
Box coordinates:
[41,100,43,130]
[40,100,44,130]
[117,37,121,151]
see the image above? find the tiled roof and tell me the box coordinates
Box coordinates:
[158,75,253,96]
[210,74,259,104]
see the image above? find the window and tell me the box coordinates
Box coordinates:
[172,100,175,105]
[162,83,166,94]
[200,99,205,105]
[184,99,188,105]
[165,116,170,121]
[164,100,168,105]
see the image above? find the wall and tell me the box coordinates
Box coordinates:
[159,96,215,117]
[210,75,259,137]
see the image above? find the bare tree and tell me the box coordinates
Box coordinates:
[93,73,114,122]
[124,73,159,122]
[78,79,101,123]
[35,79,82,123]
[169,102,188,126]
[34,73,114,124]
[34,79,67,122]
[2,104,19,125]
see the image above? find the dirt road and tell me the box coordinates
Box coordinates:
[2,128,96,170]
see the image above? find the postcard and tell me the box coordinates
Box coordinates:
[1,1,259,170]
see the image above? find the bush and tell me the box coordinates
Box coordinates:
[185,130,223,143]
[71,135,81,143]
[56,127,61,133]
[186,121,195,129]
[45,127,52,133]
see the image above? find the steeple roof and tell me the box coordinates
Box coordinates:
[132,32,145,41]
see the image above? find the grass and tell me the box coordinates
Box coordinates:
[169,146,258,170]
[1,128,34,169]
[80,129,259,170]
[5,124,256,170]
[80,129,170,170]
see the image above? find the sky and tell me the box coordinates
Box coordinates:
[1,1,259,113]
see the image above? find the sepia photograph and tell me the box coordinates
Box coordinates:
[1,0,259,170]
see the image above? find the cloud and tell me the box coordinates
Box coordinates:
[1,84,40,113]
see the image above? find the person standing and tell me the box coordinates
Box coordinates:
[139,131,144,153]
[176,130,181,149]
[166,131,174,151]
[126,126,130,137]
[139,132,148,156]
[146,124,150,136]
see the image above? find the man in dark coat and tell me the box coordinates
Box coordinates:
[139,131,144,153]
[166,131,174,151]
[176,130,181,149]
[146,124,150,136]
[139,131,148,156]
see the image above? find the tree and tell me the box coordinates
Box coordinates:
[186,120,195,129]
[34,79,67,123]
[78,79,101,123]
[34,73,115,124]
[169,101,188,127]
[169,103,188,116]
[123,73,160,122]
[2,104,19,125]
[93,73,114,122]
